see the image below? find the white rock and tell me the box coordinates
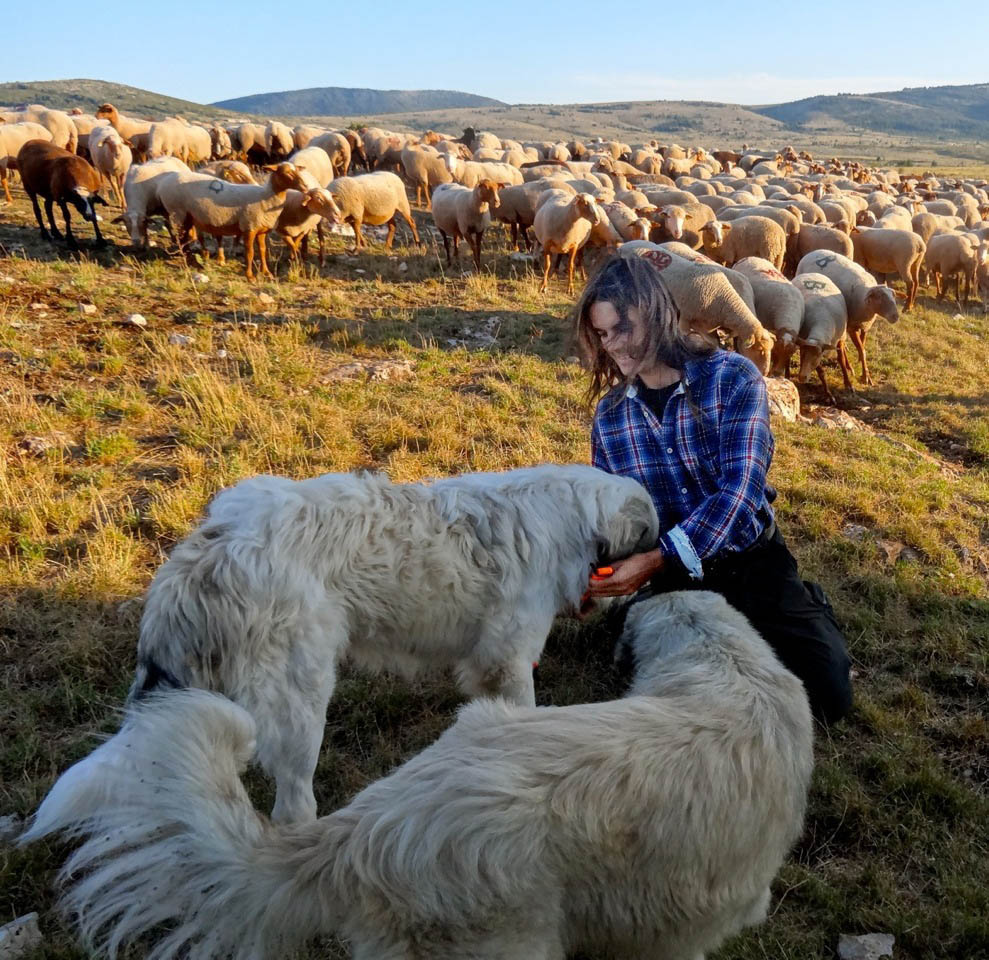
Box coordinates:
[125,313,147,328]
[256,292,275,306]
[952,313,964,321]
[398,261,408,273]
[29,302,45,311]
[765,377,800,422]
[168,334,192,346]
[0,913,42,959]
[354,269,366,275]
[78,302,97,315]
[191,272,210,285]
[842,523,869,541]
[0,275,14,284]
[837,933,895,960]
[216,349,228,359]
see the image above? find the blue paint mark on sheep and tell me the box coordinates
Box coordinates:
[209,180,224,193]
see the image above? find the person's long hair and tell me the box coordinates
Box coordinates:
[574,253,715,410]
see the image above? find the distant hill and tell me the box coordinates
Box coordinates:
[0,79,241,122]
[212,87,505,116]
[753,83,989,138]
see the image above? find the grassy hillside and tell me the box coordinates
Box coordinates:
[213,86,505,115]
[754,83,989,138]
[0,169,988,958]
[0,79,245,122]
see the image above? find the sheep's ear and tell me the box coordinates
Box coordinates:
[721,222,732,232]
[262,164,278,172]
[110,214,125,224]
[893,290,906,300]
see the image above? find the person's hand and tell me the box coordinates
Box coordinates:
[586,550,664,597]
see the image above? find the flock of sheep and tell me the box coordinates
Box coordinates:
[2,100,989,395]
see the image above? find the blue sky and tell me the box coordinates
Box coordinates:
[6,1,988,107]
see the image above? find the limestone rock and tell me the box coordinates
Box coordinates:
[837,933,894,960]
[0,914,42,959]
[765,377,800,422]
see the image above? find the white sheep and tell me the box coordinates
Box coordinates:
[0,121,54,202]
[701,216,787,270]
[795,251,899,385]
[327,171,421,252]
[88,125,132,208]
[849,226,925,311]
[431,179,504,271]
[119,156,192,246]
[289,146,335,188]
[532,192,598,294]
[924,233,980,304]
[400,143,453,209]
[733,257,805,375]
[159,162,311,279]
[791,273,851,402]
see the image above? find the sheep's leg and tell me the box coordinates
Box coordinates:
[848,326,873,385]
[566,247,579,295]
[835,339,856,393]
[58,200,79,249]
[540,252,552,293]
[439,229,452,267]
[384,219,397,249]
[244,229,257,280]
[451,230,460,262]
[43,198,63,240]
[215,236,225,265]
[400,207,421,246]
[815,365,836,405]
[90,207,107,248]
[29,193,53,241]
[510,221,519,251]
[258,232,272,277]
[1,171,11,204]
[316,221,325,266]
[470,229,483,271]
[350,216,364,253]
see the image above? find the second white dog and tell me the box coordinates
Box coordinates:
[131,464,659,821]
[24,591,814,960]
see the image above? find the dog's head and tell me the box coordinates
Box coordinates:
[593,474,660,564]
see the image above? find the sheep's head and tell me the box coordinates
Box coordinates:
[865,285,900,325]
[95,103,116,121]
[476,179,502,211]
[660,205,686,240]
[632,218,651,241]
[265,162,308,193]
[575,193,598,221]
[856,210,876,226]
[302,188,342,224]
[702,220,728,245]
[738,326,775,376]
[770,331,799,377]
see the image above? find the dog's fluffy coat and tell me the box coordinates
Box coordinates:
[25,591,814,960]
[131,464,659,821]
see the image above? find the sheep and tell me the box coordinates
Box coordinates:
[796,222,854,261]
[69,114,105,159]
[88,124,132,208]
[719,204,802,270]
[400,143,453,209]
[701,216,787,271]
[849,226,925,311]
[148,119,189,162]
[647,202,716,248]
[791,273,852,402]
[120,156,191,246]
[264,121,295,160]
[159,162,311,279]
[795,251,899,385]
[229,122,267,162]
[21,107,78,153]
[733,257,806,375]
[445,154,523,189]
[0,121,53,202]
[489,179,576,251]
[431,179,504,271]
[208,125,233,160]
[17,139,107,248]
[764,194,826,224]
[185,125,213,166]
[199,160,257,184]
[621,241,775,375]
[532,192,598,294]
[274,176,343,267]
[292,125,325,151]
[327,171,421,252]
[924,233,980,304]
[95,103,152,145]
[308,132,352,177]
[288,146,334,188]
[601,201,651,241]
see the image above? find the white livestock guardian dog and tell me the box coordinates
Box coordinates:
[130,464,659,822]
[23,591,814,960]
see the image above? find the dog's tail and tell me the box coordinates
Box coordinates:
[21,690,336,959]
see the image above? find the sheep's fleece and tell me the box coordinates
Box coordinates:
[130,464,658,822]
[22,590,813,960]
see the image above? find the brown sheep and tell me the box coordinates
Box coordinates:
[17,139,107,248]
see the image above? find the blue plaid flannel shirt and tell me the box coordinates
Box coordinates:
[591,350,775,579]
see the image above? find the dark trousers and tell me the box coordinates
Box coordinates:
[647,526,853,725]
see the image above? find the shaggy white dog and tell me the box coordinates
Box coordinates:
[131,464,659,822]
[23,591,813,960]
